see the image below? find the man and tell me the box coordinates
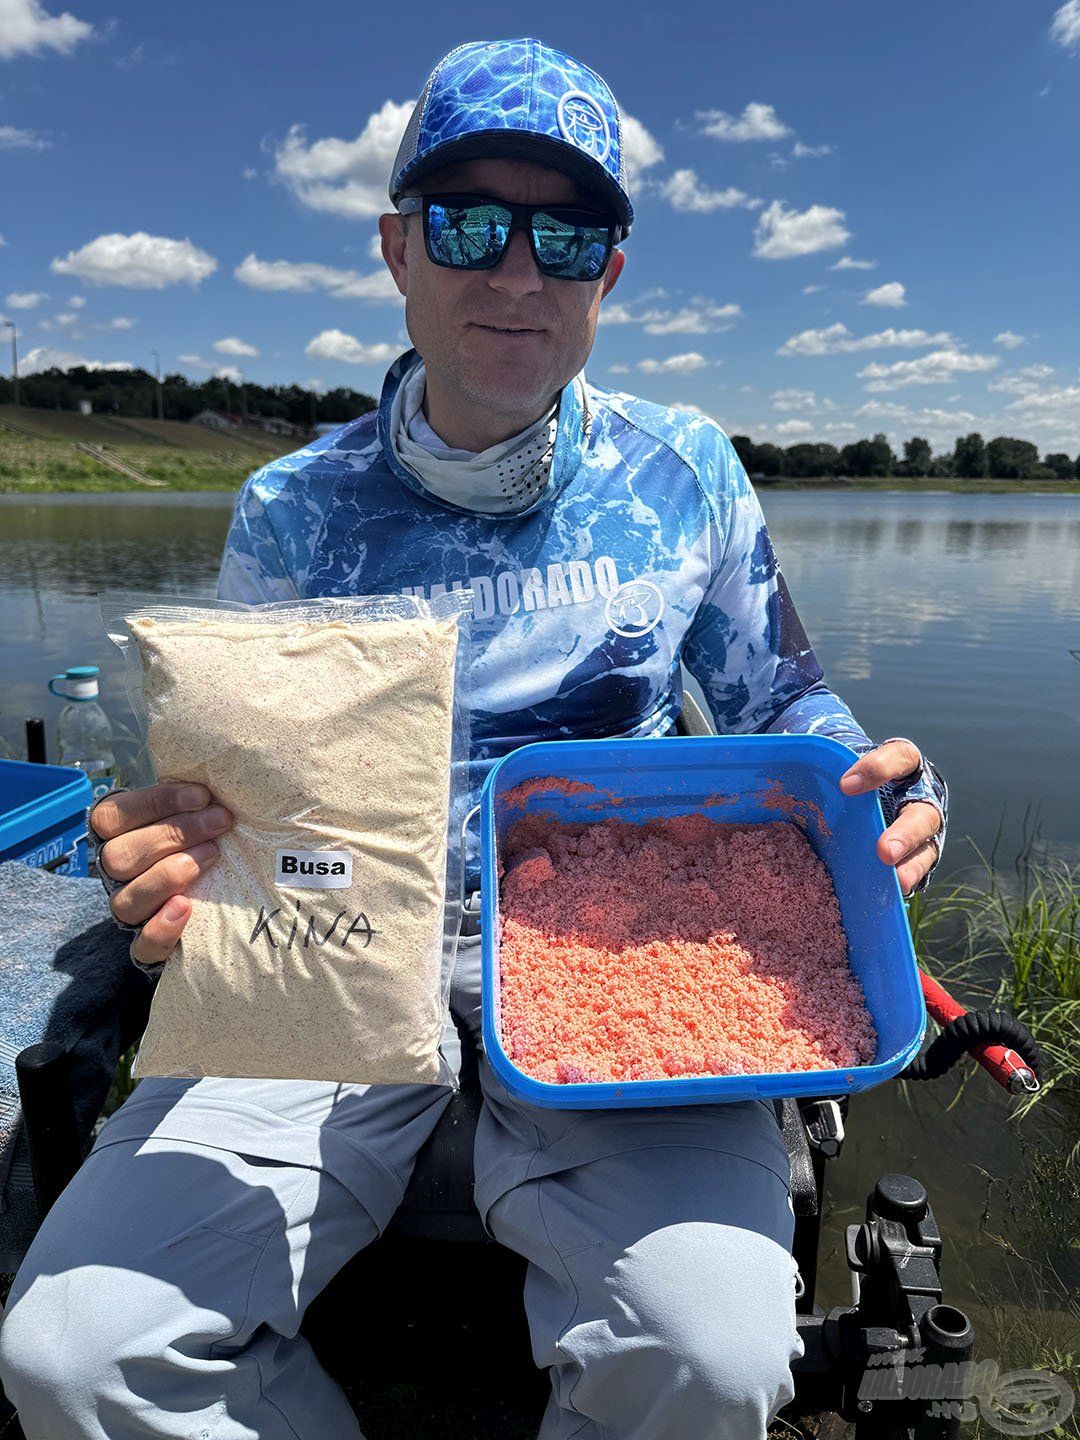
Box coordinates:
[0,38,947,1440]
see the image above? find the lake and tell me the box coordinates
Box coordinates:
[1,486,1078,1353]
[2,488,1077,866]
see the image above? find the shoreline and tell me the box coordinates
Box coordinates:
[2,476,1079,497]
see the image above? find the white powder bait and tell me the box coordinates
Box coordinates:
[112,596,470,1087]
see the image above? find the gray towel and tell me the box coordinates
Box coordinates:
[0,860,148,1272]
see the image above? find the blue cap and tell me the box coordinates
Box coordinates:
[389,38,634,236]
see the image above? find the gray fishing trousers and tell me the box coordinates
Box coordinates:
[0,928,802,1439]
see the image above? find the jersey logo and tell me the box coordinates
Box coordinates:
[605,580,665,638]
[557,90,611,163]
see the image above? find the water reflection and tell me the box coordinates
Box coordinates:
[1,488,1078,859]
[0,485,1076,1349]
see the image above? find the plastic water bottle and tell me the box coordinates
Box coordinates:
[49,665,119,809]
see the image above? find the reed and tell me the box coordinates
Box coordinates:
[907,809,1080,1118]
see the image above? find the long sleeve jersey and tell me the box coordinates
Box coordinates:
[217,346,947,897]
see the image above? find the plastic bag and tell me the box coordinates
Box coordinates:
[100,589,472,1090]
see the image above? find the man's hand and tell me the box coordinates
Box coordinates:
[838,738,941,898]
[90,781,233,968]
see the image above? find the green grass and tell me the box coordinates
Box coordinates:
[0,409,292,493]
[907,815,1080,1119]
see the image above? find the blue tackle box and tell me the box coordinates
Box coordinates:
[0,758,93,877]
[480,733,926,1109]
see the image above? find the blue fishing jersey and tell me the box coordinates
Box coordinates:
[218,347,946,893]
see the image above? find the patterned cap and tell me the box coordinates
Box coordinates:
[389,38,634,235]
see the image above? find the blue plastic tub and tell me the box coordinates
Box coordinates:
[0,758,93,877]
[480,734,926,1109]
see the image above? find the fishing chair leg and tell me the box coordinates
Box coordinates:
[14,1042,84,1222]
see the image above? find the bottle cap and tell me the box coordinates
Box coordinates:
[49,665,100,701]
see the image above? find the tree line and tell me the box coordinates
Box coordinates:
[730,432,1080,481]
[1,368,1075,479]
[0,367,377,427]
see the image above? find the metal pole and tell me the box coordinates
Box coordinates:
[151,349,164,421]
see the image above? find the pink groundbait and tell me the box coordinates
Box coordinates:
[497,810,877,1086]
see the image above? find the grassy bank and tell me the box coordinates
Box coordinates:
[0,407,290,493]
[4,405,1080,494]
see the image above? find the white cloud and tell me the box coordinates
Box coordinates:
[178,353,211,368]
[0,0,92,59]
[274,100,414,219]
[657,168,761,213]
[771,388,819,412]
[1004,384,1080,416]
[996,378,1080,449]
[597,301,636,326]
[213,336,259,358]
[696,102,790,142]
[987,364,1055,396]
[68,294,85,308]
[637,352,709,375]
[829,255,876,271]
[802,283,824,295]
[1050,1,1080,52]
[994,330,1026,349]
[620,112,664,185]
[97,315,135,331]
[775,418,814,436]
[304,329,400,365]
[21,346,130,374]
[608,363,631,374]
[668,401,713,419]
[234,252,400,303]
[852,400,980,432]
[644,303,741,335]
[598,298,741,333]
[858,349,999,392]
[0,124,49,149]
[368,233,383,261]
[778,323,953,357]
[792,141,832,159]
[51,232,217,289]
[861,281,907,308]
[4,290,47,308]
[214,366,243,384]
[753,200,851,259]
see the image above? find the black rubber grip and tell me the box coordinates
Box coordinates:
[901,1009,1043,1082]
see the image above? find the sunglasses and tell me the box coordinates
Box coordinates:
[397,192,621,282]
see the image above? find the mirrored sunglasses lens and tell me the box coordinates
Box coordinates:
[533,214,610,279]
[428,201,510,267]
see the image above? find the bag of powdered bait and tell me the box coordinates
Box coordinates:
[100,590,472,1089]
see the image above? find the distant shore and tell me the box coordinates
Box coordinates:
[2,415,1078,496]
[2,470,1078,497]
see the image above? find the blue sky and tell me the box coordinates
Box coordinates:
[2,0,1078,454]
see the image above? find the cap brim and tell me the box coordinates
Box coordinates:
[392,130,633,232]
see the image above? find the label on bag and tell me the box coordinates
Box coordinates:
[274,848,353,889]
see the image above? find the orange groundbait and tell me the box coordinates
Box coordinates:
[497,811,877,1086]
